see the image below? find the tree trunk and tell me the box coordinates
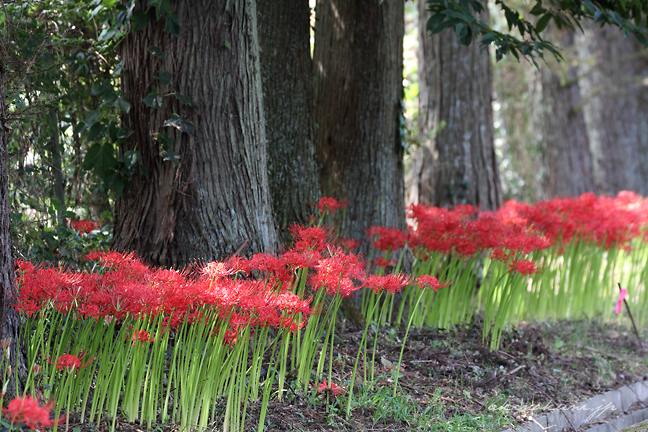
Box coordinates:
[0,54,24,397]
[115,0,278,267]
[633,40,648,197]
[527,29,596,200]
[257,0,320,241]
[576,24,642,196]
[313,0,406,243]
[49,109,67,227]
[410,0,501,210]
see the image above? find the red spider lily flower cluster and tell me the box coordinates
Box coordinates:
[368,226,409,252]
[317,379,344,395]
[49,352,94,373]
[509,260,539,275]
[314,197,347,215]
[364,274,411,294]
[416,275,451,291]
[15,251,314,341]
[68,219,99,234]
[3,395,64,430]
[131,330,153,345]
[404,192,648,269]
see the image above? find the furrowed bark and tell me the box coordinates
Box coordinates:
[314,0,406,245]
[258,0,320,242]
[411,0,501,210]
[115,0,278,267]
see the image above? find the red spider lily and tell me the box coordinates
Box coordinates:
[49,352,94,372]
[3,395,65,430]
[318,379,344,395]
[68,219,98,234]
[373,256,396,268]
[248,253,293,285]
[310,249,365,297]
[508,260,540,275]
[314,197,347,214]
[281,249,322,269]
[202,261,236,279]
[288,224,331,253]
[416,275,451,291]
[131,330,153,345]
[364,274,410,294]
[337,237,359,252]
[368,226,409,252]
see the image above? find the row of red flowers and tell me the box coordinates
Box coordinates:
[367,192,648,275]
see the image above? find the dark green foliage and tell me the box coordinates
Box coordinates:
[426,0,648,63]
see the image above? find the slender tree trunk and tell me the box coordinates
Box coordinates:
[527,29,595,200]
[410,0,501,210]
[314,0,406,243]
[49,109,67,227]
[577,24,642,195]
[257,0,320,241]
[0,55,24,397]
[115,0,278,267]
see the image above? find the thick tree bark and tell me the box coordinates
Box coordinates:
[257,0,320,241]
[576,24,642,196]
[410,0,501,210]
[314,0,406,243]
[115,0,278,267]
[0,55,23,397]
[633,40,648,197]
[528,30,596,200]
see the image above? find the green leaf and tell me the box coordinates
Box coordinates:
[98,26,119,42]
[223,40,231,49]
[91,79,117,103]
[459,29,473,46]
[85,110,101,128]
[132,11,150,31]
[153,70,173,86]
[112,60,125,77]
[161,147,180,165]
[426,12,446,33]
[163,114,196,134]
[175,93,192,106]
[115,96,131,113]
[481,32,498,45]
[529,2,546,16]
[142,89,164,109]
[103,171,126,195]
[148,46,166,59]
[122,150,141,169]
[73,122,86,135]
[88,122,106,141]
[164,12,181,35]
[536,13,552,34]
[117,128,133,139]
[83,143,117,175]
[149,0,169,20]
[156,132,174,147]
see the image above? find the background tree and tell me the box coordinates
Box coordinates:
[576,23,645,196]
[409,0,501,210]
[257,0,320,241]
[114,0,278,267]
[527,28,595,200]
[314,0,406,243]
